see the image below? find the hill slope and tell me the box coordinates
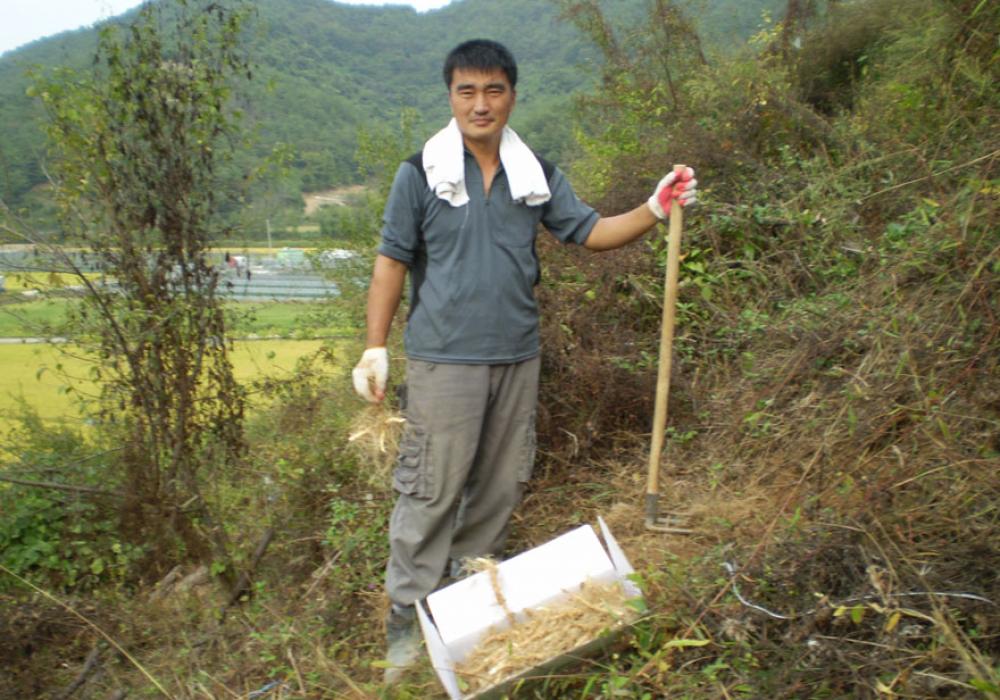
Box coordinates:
[0,0,783,206]
[0,1,996,697]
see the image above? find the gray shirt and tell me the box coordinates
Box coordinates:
[378,151,599,364]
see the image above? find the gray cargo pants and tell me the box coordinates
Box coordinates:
[385,356,540,606]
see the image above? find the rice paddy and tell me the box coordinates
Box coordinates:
[0,290,353,438]
[1,271,105,292]
[0,248,358,440]
[0,338,340,433]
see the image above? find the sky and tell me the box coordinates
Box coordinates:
[1,0,455,56]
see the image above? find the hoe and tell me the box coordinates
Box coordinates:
[645,165,693,534]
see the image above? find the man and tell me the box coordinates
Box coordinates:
[352,39,696,682]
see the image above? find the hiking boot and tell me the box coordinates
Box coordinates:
[384,604,421,685]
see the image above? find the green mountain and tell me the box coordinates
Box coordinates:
[0,0,782,208]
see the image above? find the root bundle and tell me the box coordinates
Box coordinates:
[454,575,638,695]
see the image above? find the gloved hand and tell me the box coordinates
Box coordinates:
[647,166,697,220]
[352,347,389,403]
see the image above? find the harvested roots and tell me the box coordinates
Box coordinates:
[347,404,405,489]
[455,578,637,694]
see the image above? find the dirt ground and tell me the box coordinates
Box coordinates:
[301,185,368,217]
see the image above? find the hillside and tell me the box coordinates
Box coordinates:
[2,0,996,698]
[0,0,784,209]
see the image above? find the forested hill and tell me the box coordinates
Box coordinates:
[0,0,782,205]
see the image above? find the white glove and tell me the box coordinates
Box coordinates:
[647,166,697,220]
[352,347,389,403]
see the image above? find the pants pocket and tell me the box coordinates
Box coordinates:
[394,425,431,498]
[517,411,537,483]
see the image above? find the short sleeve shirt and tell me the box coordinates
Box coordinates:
[378,151,598,364]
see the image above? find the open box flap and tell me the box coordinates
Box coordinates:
[417,600,463,700]
[597,515,642,599]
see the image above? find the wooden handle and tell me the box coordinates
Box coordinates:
[646,165,685,499]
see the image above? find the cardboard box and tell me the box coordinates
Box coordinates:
[417,517,643,699]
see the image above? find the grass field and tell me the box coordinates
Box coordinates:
[2,271,105,292]
[0,299,75,336]
[0,338,343,435]
[0,298,346,338]
[225,300,347,337]
[0,284,354,446]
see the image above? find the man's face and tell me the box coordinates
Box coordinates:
[448,68,516,147]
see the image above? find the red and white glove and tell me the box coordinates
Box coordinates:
[352,347,389,403]
[647,166,697,220]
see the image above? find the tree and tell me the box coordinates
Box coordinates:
[556,0,709,205]
[29,0,255,581]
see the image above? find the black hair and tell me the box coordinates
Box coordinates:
[442,39,518,89]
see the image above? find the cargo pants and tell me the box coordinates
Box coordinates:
[385,356,540,606]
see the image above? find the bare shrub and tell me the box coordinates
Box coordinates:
[29,1,257,580]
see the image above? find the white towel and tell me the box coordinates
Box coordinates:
[501,127,552,206]
[422,118,552,208]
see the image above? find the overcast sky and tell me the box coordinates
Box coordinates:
[1,0,455,56]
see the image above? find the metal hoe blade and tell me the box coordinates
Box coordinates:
[645,494,693,534]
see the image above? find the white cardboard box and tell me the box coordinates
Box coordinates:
[417,517,643,699]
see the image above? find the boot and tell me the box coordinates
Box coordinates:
[384,603,421,685]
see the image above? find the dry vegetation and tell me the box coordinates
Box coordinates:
[454,577,637,695]
[1,0,998,698]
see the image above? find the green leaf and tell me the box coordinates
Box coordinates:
[664,638,710,649]
[210,560,227,576]
[969,678,999,693]
[850,605,865,624]
[626,597,649,614]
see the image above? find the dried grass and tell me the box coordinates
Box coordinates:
[454,564,638,696]
[346,403,405,489]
